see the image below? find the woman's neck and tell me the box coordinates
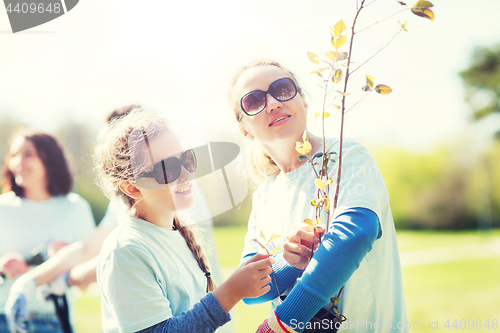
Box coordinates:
[262,132,323,174]
[23,187,52,201]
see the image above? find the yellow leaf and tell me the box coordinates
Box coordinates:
[413,0,434,8]
[269,247,282,255]
[260,231,266,240]
[332,35,348,49]
[333,105,340,109]
[310,199,317,207]
[315,178,325,191]
[315,217,321,225]
[399,20,409,31]
[375,84,393,94]
[304,218,314,226]
[307,52,319,65]
[253,238,267,251]
[322,112,330,118]
[332,69,343,83]
[310,71,323,78]
[411,7,434,21]
[333,20,346,38]
[324,198,331,213]
[325,51,336,61]
[296,141,312,155]
[315,112,320,118]
[269,234,282,242]
[302,131,309,142]
[366,75,374,89]
[325,179,333,184]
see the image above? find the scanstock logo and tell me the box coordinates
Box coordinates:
[3,0,78,33]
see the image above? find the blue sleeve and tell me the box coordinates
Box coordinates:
[276,208,380,332]
[135,292,231,333]
[242,253,304,305]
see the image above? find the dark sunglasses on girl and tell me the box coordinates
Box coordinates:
[239,77,298,120]
[141,149,197,185]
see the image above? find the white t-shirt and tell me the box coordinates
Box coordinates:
[0,191,95,313]
[241,137,408,332]
[97,216,208,333]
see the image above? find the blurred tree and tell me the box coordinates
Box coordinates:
[460,45,500,121]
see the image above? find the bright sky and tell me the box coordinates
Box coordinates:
[1,0,499,152]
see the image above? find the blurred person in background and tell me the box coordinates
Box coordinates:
[4,104,227,331]
[0,130,95,333]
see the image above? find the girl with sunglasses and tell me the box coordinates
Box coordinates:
[229,59,407,333]
[94,108,274,333]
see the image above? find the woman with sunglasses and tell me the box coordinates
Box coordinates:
[94,108,274,332]
[0,129,95,333]
[229,59,407,333]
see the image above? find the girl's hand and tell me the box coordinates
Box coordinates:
[213,253,274,312]
[0,252,29,280]
[283,225,324,270]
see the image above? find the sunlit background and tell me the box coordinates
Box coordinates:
[1,0,499,332]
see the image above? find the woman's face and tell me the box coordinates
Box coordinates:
[235,65,308,146]
[8,136,47,191]
[135,130,195,214]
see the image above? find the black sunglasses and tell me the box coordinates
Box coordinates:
[141,149,196,185]
[239,77,298,120]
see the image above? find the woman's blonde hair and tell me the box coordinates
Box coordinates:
[228,59,304,186]
[94,108,216,292]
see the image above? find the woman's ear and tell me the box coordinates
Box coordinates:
[119,180,143,201]
[302,95,308,112]
[238,123,254,141]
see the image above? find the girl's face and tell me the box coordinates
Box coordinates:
[135,130,195,215]
[8,136,47,191]
[235,65,308,146]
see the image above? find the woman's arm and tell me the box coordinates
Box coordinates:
[275,208,380,331]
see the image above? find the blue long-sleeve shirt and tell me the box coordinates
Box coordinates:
[136,292,230,333]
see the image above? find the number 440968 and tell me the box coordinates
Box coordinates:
[444,319,498,329]
[6,3,62,14]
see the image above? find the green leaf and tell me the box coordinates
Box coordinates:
[411,7,434,21]
[304,218,314,226]
[307,52,319,65]
[366,75,374,89]
[269,247,282,255]
[332,20,346,38]
[269,234,282,242]
[399,20,409,31]
[375,84,393,94]
[413,0,434,8]
[298,155,309,161]
[315,178,325,191]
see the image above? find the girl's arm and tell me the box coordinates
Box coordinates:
[136,292,230,333]
[241,253,303,304]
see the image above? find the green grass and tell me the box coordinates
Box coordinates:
[73,227,500,332]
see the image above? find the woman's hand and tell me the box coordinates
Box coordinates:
[213,253,274,312]
[0,252,29,280]
[283,225,324,270]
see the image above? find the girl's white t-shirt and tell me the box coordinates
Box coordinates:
[97,216,208,333]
